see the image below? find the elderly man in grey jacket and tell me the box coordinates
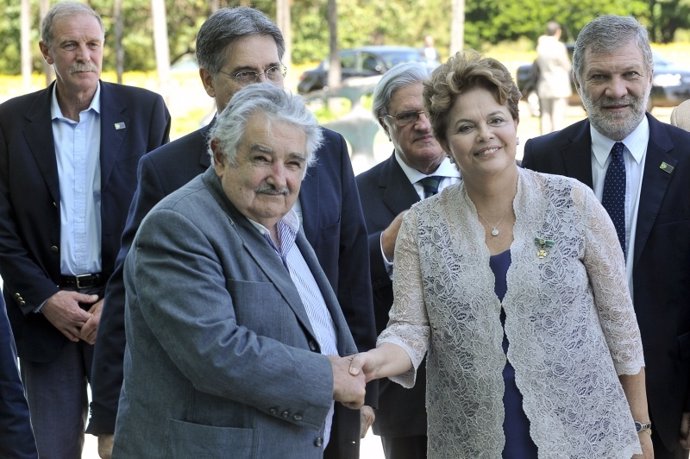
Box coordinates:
[112,84,365,459]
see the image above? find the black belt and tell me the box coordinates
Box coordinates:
[60,273,103,290]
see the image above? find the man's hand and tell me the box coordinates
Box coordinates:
[381,211,407,261]
[41,290,98,342]
[79,298,104,344]
[360,405,375,438]
[329,355,366,409]
[680,411,690,450]
[97,434,114,459]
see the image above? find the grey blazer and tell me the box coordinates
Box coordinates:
[112,167,358,459]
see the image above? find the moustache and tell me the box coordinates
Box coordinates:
[70,64,98,74]
[256,184,289,196]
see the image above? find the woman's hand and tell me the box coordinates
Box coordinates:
[632,431,653,459]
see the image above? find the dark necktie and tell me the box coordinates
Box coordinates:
[419,176,441,198]
[601,142,626,257]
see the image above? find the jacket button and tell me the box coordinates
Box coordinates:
[293,413,303,421]
[52,201,57,208]
[281,410,290,418]
[314,437,323,447]
[50,245,59,252]
[308,340,318,352]
[269,407,277,415]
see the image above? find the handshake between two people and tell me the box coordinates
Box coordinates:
[330,343,414,410]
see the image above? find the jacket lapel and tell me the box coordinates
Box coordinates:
[561,121,594,188]
[99,82,128,188]
[24,83,60,203]
[380,153,422,215]
[633,115,676,266]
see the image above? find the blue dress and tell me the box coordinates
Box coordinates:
[490,250,538,458]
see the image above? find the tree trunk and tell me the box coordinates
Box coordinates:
[20,0,31,90]
[39,0,53,86]
[450,0,465,56]
[276,0,292,70]
[327,0,340,90]
[113,0,124,84]
[151,0,171,103]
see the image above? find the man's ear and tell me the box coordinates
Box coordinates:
[39,41,53,65]
[200,68,216,98]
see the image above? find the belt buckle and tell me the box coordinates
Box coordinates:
[75,273,91,289]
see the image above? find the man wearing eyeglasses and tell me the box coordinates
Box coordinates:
[355,62,460,459]
[88,7,376,459]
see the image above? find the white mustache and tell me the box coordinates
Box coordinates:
[256,184,289,196]
[70,64,98,73]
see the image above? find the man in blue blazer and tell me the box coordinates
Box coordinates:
[89,7,375,458]
[113,83,366,459]
[522,15,690,459]
[0,295,38,459]
[355,63,460,459]
[0,3,170,457]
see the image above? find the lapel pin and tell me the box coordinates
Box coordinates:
[114,122,126,130]
[659,162,674,174]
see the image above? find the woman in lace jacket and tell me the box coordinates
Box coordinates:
[351,52,653,458]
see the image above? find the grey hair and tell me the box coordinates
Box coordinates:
[572,15,653,87]
[41,2,104,46]
[196,7,285,75]
[372,62,432,127]
[209,83,322,169]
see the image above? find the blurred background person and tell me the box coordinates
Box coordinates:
[422,35,439,66]
[351,51,652,458]
[536,20,572,134]
[670,99,690,131]
[523,15,690,458]
[356,62,460,459]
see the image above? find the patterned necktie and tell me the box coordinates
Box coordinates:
[601,142,626,257]
[419,176,441,198]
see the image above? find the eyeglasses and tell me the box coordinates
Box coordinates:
[218,64,287,84]
[384,109,429,127]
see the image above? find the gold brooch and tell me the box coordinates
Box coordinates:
[535,237,554,259]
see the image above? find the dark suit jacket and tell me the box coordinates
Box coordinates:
[0,81,170,362]
[355,153,427,438]
[0,295,37,458]
[89,124,375,458]
[522,114,690,452]
[113,169,358,459]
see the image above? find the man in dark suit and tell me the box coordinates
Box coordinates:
[0,3,170,457]
[0,295,38,459]
[88,7,375,459]
[355,63,460,459]
[522,15,690,459]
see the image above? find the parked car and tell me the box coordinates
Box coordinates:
[297,46,429,94]
[516,44,690,116]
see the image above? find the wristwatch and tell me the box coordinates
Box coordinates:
[634,420,652,434]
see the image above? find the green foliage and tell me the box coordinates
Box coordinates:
[0,0,688,74]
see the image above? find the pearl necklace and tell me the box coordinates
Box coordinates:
[477,212,507,237]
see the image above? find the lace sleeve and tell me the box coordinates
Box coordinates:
[377,209,430,388]
[576,185,645,375]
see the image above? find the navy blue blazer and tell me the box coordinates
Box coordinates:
[0,295,37,458]
[0,81,170,362]
[355,153,427,438]
[89,124,376,458]
[522,114,690,453]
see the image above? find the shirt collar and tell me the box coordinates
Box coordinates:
[590,115,649,168]
[393,150,461,184]
[248,208,301,249]
[50,82,102,121]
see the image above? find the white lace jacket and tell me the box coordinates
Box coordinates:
[379,168,645,458]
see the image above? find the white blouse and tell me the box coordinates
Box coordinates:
[379,167,645,458]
